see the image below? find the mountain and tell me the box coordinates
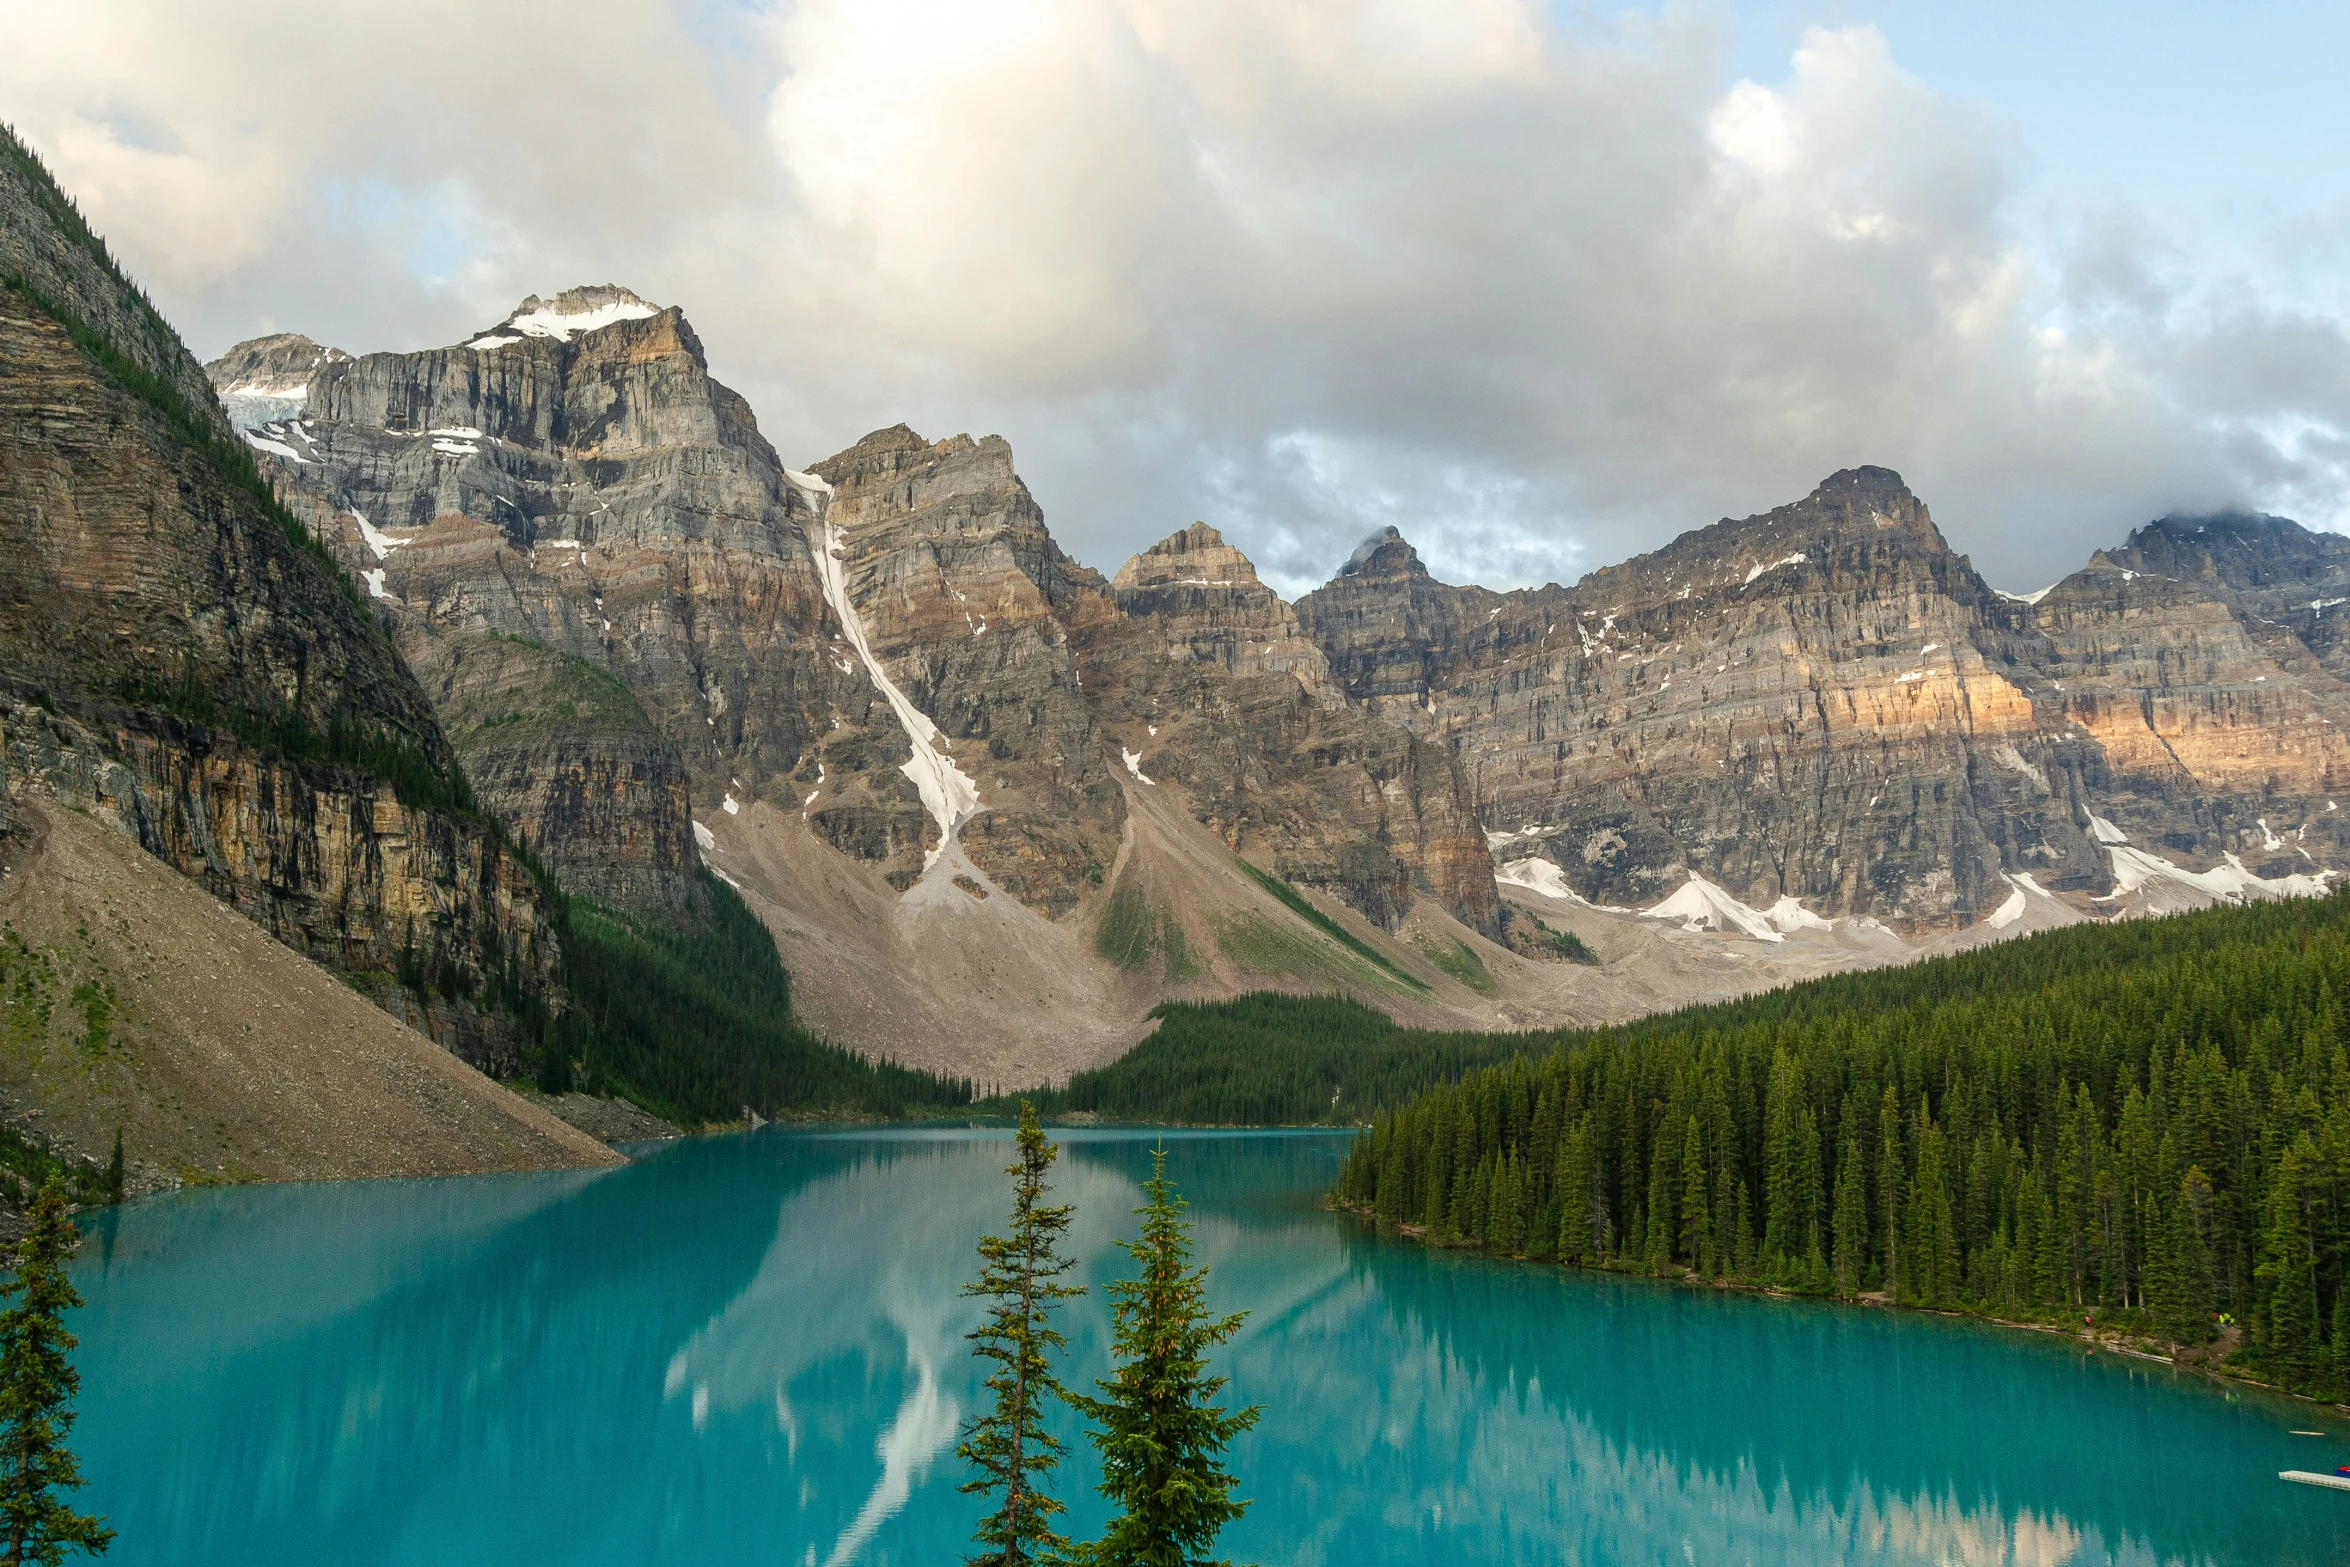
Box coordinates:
[0,127,633,1187]
[208,331,348,429]
[0,131,560,1075]
[1297,467,2349,931]
[215,300,1594,1083]
[208,285,2350,1086]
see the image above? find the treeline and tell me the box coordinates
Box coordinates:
[548,870,971,1122]
[1336,891,2350,1403]
[1010,994,1531,1124]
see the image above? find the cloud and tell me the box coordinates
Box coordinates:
[3,1,2344,593]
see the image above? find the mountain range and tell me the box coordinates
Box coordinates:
[5,122,2347,1184]
[200,283,2350,1085]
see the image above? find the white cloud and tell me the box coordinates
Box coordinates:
[2,2,2343,595]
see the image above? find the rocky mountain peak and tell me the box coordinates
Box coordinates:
[463,284,664,350]
[1337,525,1430,581]
[206,332,349,394]
[204,332,353,430]
[2116,511,2331,576]
[815,425,1023,513]
[1112,522,1266,591]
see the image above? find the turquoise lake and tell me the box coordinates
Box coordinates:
[70,1126,2350,1564]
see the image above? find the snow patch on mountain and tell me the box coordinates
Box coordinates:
[797,467,981,869]
[1762,895,1833,934]
[466,287,660,349]
[1741,552,1806,587]
[2099,845,2333,906]
[1642,874,1785,942]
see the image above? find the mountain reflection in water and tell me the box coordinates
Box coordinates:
[71,1128,2348,1565]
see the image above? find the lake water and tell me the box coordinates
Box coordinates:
[72,1126,2350,1565]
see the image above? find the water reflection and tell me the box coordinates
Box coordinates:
[72,1129,2348,1566]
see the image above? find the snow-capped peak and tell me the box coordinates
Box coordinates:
[465,286,661,350]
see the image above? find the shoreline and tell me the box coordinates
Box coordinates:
[1331,1200,2350,1415]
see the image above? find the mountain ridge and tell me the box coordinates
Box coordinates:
[203,285,2350,1078]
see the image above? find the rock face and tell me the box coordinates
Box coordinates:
[1110,523,1339,701]
[222,296,1501,944]
[216,288,831,917]
[1079,523,1499,934]
[1298,468,2350,929]
[0,127,558,1072]
[207,331,349,429]
[405,631,699,917]
[804,426,1122,910]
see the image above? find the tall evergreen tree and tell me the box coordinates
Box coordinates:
[958,1104,1084,1567]
[1830,1094,1868,1296]
[1678,1116,1711,1276]
[1876,1087,1905,1300]
[0,1179,111,1567]
[2257,1135,2324,1386]
[1069,1148,1261,1567]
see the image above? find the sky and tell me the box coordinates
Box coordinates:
[3,0,2345,597]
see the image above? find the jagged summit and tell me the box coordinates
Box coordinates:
[464,284,662,350]
[1336,525,1429,581]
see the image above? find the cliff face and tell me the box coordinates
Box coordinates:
[215,288,850,917]
[805,426,1123,911]
[1298,469,2350,930]
[1077,523,1499,935]
[1110,523,1341,701]
[207,330,347,429]
[0,131,558,1072]
[228,302,1498,946]
[406,631,698,917]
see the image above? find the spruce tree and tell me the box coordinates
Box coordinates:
[1678,1116,1711,1277]
[1556,1120,1593,1265]
[0,1178,111,1567]
[1830,1094,1867,1297]
[1070,1147,1261,1567]
[958,1104,1083,1567]
[2257,1137,2323,1386]
[1876,1086,1905,1300]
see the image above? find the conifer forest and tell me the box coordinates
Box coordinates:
[1336,890,2350,1403]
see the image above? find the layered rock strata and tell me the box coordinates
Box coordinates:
[1298,469,2350,929]
[0,134,559,1070]
[803,426,1122,910]
[1076,524,1499,935]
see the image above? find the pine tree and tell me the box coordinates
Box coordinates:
[0,1179,111,1567]
[1069,1148,1261,1567]
[1556,1120,1593,1265]
[1643,1129,1676,1275]
[958,1104,1084,1567]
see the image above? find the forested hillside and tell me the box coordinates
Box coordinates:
[1333,891,2350,1402]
